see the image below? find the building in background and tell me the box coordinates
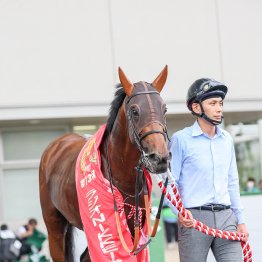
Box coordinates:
[1,0,262,225]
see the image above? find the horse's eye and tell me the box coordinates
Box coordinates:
[164,105,167,114]
[132,109,139,117]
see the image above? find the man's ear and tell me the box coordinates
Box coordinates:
[191,103,201,114]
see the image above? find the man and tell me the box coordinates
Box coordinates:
[168,78,249,262]
[244,177,259,192]
[162,198,178,249]
[0,224,21,261]
[16,218,38,257]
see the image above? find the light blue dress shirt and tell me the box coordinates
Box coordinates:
[168,120,244,224]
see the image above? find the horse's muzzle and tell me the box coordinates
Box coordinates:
[146,152,171,174]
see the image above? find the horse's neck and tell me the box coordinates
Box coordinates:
[110,135,139,171]
[100,111,141,193]
[111,106,140,168]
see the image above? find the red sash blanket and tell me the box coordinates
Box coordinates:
[75,124,152,262]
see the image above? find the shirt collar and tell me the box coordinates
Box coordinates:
[192,121,203,137]
[192,120,225,137]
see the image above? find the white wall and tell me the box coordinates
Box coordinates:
[1,0,262,115]
[0,0,114,106]
[218,0,262,99]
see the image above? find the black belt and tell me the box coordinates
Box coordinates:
[190,204,231,212]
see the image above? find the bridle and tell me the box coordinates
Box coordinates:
[106,88,169,255]
[126,89,170,171]
[126,90,169,143]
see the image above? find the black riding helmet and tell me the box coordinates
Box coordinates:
[186,78,228,125]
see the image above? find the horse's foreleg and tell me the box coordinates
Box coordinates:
[42,204,68,262]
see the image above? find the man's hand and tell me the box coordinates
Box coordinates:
[178,209,194,228]
[237,223,249,242]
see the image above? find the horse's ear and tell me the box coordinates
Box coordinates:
[118,67,134,97]
[152,65,168,93]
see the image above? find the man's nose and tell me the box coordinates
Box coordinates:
[216,104,223,111]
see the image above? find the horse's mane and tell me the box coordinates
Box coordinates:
[106,84,126,134]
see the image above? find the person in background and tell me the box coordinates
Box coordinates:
[244,177,259,193]
[168,78,249,262]
[16,218,47,261]
[16,218,38,257]
[0,224,21,261]
[259,179,262,191]
[162,198,178,249]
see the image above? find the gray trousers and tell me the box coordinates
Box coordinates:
[178,209,243,262]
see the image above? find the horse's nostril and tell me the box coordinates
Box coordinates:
[147,153,169,173]
[148,153,168,164]
[148,153,160,163]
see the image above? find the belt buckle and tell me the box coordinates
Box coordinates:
[211,205,220,212]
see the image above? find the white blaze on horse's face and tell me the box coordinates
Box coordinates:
[119,66,170,174]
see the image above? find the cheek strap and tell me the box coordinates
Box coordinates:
[191,102,223,126]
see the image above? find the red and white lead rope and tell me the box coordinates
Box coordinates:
[153,171,253,262]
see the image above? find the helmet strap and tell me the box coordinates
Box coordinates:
[192,102,223,126]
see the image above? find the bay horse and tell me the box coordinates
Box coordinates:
[39,66,170,261]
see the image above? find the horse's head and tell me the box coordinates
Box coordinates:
[119,66,171,174]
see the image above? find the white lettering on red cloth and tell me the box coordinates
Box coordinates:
[75,124,152,261]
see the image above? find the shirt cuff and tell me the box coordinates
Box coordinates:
[236,211,245,225]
